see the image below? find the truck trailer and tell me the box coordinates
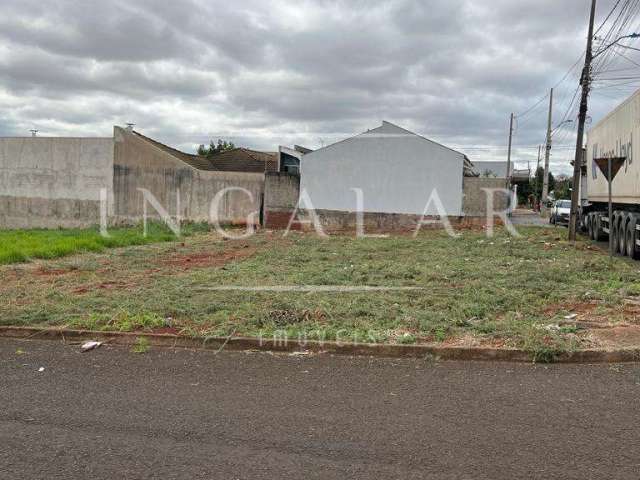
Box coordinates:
[582,89,640,259]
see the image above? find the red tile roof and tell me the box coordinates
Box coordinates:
[133,131,277,173]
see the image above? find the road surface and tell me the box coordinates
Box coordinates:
[1,338,640,479]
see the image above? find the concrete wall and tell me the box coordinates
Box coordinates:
[462,177,510,217]
[296,210,494,232]
[0,137,113,228]
[264,163,509,231]
[300,121,465,216]
[263,172,300,228]
[113,127,264,225]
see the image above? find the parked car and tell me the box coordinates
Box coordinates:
[550,200,571,225]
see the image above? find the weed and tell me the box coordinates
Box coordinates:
[397,333,417,345]
[521,328,573,363]
[131,337,150,354]
[69,310,165,332]
[433,327,448,343]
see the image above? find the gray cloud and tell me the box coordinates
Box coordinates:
[0,0,634,174]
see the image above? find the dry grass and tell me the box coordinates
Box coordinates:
[2,226,640,360]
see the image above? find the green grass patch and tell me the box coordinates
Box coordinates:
[0,222,209,265]
[3,226,640,361]
[68,310,167,332]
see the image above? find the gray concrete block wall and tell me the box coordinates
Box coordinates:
[462,177,510,217]
[113,127,264,225]
[0,137,113,228]
[263,172,300,228]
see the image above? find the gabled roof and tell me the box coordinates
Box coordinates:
[305,120,476,175]
[132,130,277,173]
[133,131,212,170]
[208,148,278,172]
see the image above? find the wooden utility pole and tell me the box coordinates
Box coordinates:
[569,0,597,241]
[506,113,514,189]
[542,88,554,214]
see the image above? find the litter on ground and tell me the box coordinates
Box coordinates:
[80,341,103,352]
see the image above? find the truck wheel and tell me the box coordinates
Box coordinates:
[587,214,595,240]
[611,218,620,253]
[610,219,616,250]
[619,220,628,256]
[628,219,640,260]
[595,216,604,242]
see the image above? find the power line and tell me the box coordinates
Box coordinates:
[515,55,584,120]
[595,0,625,35]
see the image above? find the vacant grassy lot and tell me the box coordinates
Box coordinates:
[0,223,207,265]
[2,226,640,360]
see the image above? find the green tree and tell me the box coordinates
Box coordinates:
[553,177,573,200]
[197,139,236,157]
[531,166,555,201]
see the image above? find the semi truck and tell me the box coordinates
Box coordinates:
[581,89,640,259]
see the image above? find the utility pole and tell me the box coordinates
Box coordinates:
[535,144,542,211]
[569,0,597,241]
[506,113,514,189]
[542,88,554,215]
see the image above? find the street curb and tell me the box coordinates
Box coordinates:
[1,326,640,363]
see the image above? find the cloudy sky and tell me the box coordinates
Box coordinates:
[1,0,638,174]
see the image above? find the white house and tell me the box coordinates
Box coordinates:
[300,121,474,217]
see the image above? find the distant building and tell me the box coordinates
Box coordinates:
[263,121,513,230]
[300,121,475,217]
[277,145,313,175]
[135,131,277,173]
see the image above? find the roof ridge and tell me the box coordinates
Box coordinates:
[377,120,470,161]
[130,130,214,170]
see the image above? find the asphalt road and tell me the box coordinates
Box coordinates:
[2,339,640,479]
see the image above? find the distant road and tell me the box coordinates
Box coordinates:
[2,339,640,479]
[511,209,550,226]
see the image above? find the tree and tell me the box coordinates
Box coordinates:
[532,166,555,201]
[197,139,236,157]
[554,177,573,200]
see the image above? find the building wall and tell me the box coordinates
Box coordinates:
[295,210,494,232]
[462,177,510,216]
[0,137,114,228]
[300,122,464,216]
[263,172,300,228]
[264,171,508,231]
[113,127,264,225]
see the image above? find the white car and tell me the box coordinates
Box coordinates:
[550,200,571,225]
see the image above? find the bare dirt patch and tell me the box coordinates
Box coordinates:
[35,267,76,277]
[543,301,602,319]
[151,326,182,335]
[590,326,640,349]
[161,244,257,271]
